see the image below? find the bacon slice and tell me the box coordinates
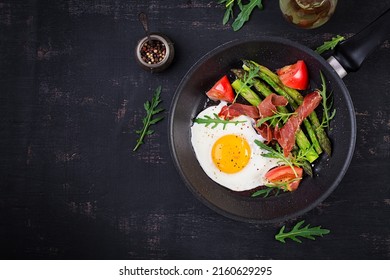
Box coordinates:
[218,93,288,120]
[255,123,274,143]
[218,103,260,120]
[218,94,290,143]
[275,91,322,157]
[257,93,288,118]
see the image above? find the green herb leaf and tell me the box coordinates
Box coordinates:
[251,187,274,198]
[231,0,263,31]
[251,184,286,198]
[315,35,345,55]
[256,111,296,127]
[194,113,247,129]
[220,0,234,25]
[133,86,164,152]
[218,0,263,31]
[318,71,336,130]
[233,65,260,103]
[149,116,164,125]
[275,220,330,243]
[152,108,164,115]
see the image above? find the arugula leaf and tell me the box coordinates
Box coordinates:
[232,0,263,31]
[256,111,296,128]
[318,71,336,129]
[251,183,290,198]
[219,0,234,25]
[194,113,247,129]
[275,220,330,243]
[218,0,263,31]
[133,86,164,151]
[233,65,260,103]
[251,187,275,198]
[315,35,345,54]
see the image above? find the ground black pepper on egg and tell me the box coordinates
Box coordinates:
[140,40,166,64]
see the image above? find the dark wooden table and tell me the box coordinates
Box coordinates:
[1,0,389,260]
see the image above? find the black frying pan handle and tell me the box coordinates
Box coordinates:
[332,7,390,73]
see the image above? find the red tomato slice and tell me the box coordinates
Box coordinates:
[206,75,235,103]
[265,165,303,191]
[276,60,309,90]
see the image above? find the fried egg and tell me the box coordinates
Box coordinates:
[191,102,279,192]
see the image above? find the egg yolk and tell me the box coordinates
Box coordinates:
[211,134,251,174]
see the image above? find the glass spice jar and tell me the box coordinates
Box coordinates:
[279,0,338,29]
[135,33,174,72]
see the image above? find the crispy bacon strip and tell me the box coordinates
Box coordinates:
[275,91,322,156]
[257,93,288,118]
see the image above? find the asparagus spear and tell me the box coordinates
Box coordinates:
[244,60,332,156]
[256,62,332,155]
[242,60,323,155]
[231,79,262,106]
[283,84,332,155]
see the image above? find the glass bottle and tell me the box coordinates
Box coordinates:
[279,0,338,29]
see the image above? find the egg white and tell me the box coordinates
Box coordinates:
[191,102,279,192]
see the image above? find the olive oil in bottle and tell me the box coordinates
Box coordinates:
[279,0,338,29]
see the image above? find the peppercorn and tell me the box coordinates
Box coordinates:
[140,40,166,64]
[135,33,174,72]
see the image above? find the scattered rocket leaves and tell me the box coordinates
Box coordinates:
[275,220,330,243]
[220,0,235,25]
[315,35,345,54]
[133,86,164,152]
[218,0,263,31]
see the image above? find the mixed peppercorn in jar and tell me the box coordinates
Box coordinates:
[135,33,174,72]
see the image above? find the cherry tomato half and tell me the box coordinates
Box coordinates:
[206,75,235,103]
[265,165,303,191]
[276,60,309,90]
